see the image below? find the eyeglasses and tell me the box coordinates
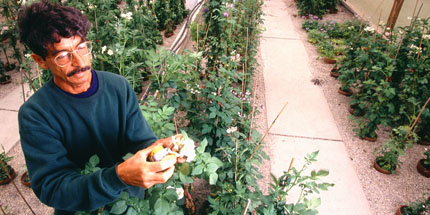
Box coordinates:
[53,41,92,67]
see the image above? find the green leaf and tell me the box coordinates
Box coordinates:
[316,170,329,177]
[126,207,138,215]
[308,198,321,209]
[110,200,127,215]
[89,155,100,166]
[206,163,219,173]
[209,173,218,185]
[191,165,203,176]
[196,139,208,153]
[154,199,169,215]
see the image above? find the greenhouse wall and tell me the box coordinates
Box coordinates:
[342,0,430,27]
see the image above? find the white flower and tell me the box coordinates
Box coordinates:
[179,139,196,162]
[167,186,184,199]
[172,136,196,162]
[88,4,94,9]
[364,26,374,33]
[424,34,430,39]
[212,92,217,96]
[107,49,113,56]
[101,46,107,54]
[407,17,412,20]
[24,53,31,58]
[120,12,133,20]
[226,126,237,134]
[176,187,184,199]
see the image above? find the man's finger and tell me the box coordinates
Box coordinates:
[143,166,175,188]
[147,156,176,172]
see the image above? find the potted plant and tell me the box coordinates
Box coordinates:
[20,166,31,187]
[0,59,11,85]
[0,147,16,185]
[417,150,430,178]
[396,196,429,215]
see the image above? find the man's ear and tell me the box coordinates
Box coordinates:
[31,53,49,70]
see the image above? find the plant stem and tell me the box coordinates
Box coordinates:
[242,199,251,215]
[20,68,26,103]
[21,69,37,92]
[249,102,288,160]
[248,82,257,140]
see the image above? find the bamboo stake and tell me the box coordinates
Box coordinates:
[20,68,26,103]
[417,23,425,61]
[174,115,179,135]
[0,159,36,215]
[403,97,430,142]
[201,11,213,51]
[249,102,288,160]
[248,82,257,140]
[21,69,37,92]
[234,139,238,182]
[244,28,249,74]
[195,24,199,70]
[94,9,98,33]
[0,205,6,215]
[242,199,251,215]
[36,64,42,88]
[240,64,245,122]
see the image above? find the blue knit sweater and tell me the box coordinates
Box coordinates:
[18,70,157,214]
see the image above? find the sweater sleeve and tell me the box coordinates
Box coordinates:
[19,127,128,212]
[124,80,158,154]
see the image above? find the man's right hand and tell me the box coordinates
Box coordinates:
[116,141,177,188]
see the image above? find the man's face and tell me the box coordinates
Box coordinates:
[33,35,92,93]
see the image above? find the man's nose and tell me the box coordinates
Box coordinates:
[71,51,87,67]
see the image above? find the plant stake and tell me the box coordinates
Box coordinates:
[403,97,430,142]
[242,199,251,215]
[249,102,288,160]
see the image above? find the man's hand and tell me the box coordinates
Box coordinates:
[117,137,178,188]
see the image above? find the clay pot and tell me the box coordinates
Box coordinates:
[417,159,430,178]
[21,171,31,187]
[323,57,336,64]
[396,205,408,215]
[0,75,11,85]
[338,87,352,96]
[362,135,377,142]
[164,32,174,38]
[418,139,430,145]
[348,105,365,116]
[330,68,340,78]
[374,158,393,175]
[0,167,17,185]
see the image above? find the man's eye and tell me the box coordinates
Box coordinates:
[56,52,69,60]
[77,43,87,50]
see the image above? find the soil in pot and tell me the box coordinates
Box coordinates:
[0,75,11,85]
[338,87,352,96]
[0,167,17,185]
[417,159,430,178]
[21,171,31,187]
[374,158,394,175]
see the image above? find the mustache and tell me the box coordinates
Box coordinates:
[67,66,91,77]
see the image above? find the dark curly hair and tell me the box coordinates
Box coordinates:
[18,0,91,59]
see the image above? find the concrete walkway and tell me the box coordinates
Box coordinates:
[261,0,372,214]
[0,83,30,153]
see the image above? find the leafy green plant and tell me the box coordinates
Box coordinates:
[374,126,417,173]
[256,151,334,215]
[0,147,14,182]
[400,195,429,215]
[140,96,176,139]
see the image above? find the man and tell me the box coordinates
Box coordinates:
[17,1,179,214]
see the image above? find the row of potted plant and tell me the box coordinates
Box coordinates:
[302,13,430,176]
[0,147,31,188]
